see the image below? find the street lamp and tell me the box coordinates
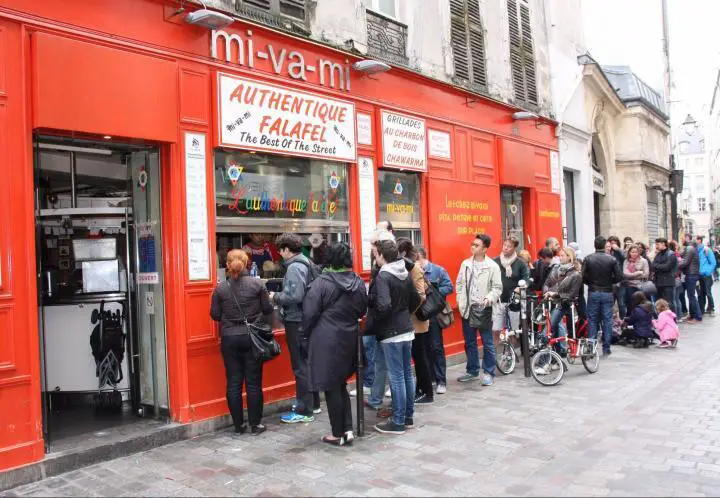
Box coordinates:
[682,114,698,136]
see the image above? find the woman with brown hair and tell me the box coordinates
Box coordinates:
[210,249,274,436]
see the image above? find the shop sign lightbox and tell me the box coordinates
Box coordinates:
[218,73,357,162]
[381,110,427,172]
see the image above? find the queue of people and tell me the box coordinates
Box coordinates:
[210,226,712,445]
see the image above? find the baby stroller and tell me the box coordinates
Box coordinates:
[89,301,126,413]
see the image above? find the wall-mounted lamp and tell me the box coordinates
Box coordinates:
[512,110,548,129]
[352,59,391,75]
[682,114,698,136]
[185,1,234,29]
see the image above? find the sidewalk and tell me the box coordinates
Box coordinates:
[3,311,720,497]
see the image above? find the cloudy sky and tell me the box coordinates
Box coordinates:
[582,0,720,125]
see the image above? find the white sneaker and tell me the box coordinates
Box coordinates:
[349,386,370,397]
[436,384,447,394]
[534,365,550,375]
[385,388,391,398]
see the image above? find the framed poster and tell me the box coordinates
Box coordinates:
[185,132,210,281]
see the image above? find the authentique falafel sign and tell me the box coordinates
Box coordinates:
[218,73,357,161]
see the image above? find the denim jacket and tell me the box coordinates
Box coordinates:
[423,261,453,297]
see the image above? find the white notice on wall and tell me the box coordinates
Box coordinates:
[428,129,451,159]
[218,73,357,161]
[145,291,156,315]
[358,157,377,272]
[357,113,372,145]
[550,150,560,194]
[185,132,210,281]
[381,110,427,172]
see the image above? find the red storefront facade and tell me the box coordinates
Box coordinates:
[0,0,561,471]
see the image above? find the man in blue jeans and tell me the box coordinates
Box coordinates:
[582,236,622,357]
[679,240,703,323]
[455,234,503,385]
[366,240,418,435]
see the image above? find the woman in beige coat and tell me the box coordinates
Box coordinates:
[396,238,433,404]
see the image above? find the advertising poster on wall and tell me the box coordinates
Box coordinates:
[218,73,357,161]
[357,157,377,271]
[381,110,427,172]
[185,132,210,281]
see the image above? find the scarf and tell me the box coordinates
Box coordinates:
[557,263,574,277]
[500,253,517,278]
[627,256,638,274]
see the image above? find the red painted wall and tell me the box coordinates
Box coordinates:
[0,0,561,471]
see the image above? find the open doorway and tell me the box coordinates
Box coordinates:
[34,135,169,453]
[501,187,525,249]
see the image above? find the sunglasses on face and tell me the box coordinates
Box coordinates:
[471,242,482,247]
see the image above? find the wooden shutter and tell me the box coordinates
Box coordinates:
[507,0,537,106]
[245,0,271,11]
[280,0,305,20]
[450,0,487,89]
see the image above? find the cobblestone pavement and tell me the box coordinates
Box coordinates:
[5,310,720,497]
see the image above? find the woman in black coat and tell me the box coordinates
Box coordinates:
[302,242,368,446]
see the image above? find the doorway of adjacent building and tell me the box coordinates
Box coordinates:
[563,170,577,244]
[34,135,169,453]
[501,187,525,249]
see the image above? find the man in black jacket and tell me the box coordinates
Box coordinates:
[651,237,677,311]
[493,237,530,345]
[582,236,622,357]
[368,240,418,435]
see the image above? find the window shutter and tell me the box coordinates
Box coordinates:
[450,0,487,90]
[245,0,271,11]
[280,0,305,20]
[507,0,537,107]
[519,2,537,105]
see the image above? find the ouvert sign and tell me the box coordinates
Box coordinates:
[211,29,352,92]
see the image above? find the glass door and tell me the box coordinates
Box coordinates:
[128,149,169,417]
[501,187,524,249]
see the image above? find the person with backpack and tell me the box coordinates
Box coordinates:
[696,236,716,317]
[302,243,368,446]
[210,249,274,436]
[270,233,321,424]
[418,247,453,395]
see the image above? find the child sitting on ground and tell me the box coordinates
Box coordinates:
[652,299,679,349]
[622,291,655,348]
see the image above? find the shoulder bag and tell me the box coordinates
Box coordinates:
[436,301,455,329]
[415,279,447,321]
[227,281,281,362]
[465,266,492,330]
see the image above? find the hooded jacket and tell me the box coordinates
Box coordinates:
[302,270,368,391]
[697,244,717,277]
[366,259,417,341]
[273,253,311,322]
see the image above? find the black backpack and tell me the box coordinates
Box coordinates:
[292,257,321,286]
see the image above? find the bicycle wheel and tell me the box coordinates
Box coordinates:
[530,349,564,386]
[496,341,516,375]
[581,340,600,374]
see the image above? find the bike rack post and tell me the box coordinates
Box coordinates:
[520,285,532,377]
[355,320,365,437]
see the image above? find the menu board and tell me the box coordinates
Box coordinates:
[381,110,427,172]
[550,150,560,194]
[185,132,210,281]
[357,113,372,145]
[358,157,377,272]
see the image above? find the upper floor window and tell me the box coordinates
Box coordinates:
[236,0,307,26]
[696,175,706,194]
[370,0,397,18]
[698,197,707,212]
[450,0,488,91]
[679,141,690,154]
[507,0,537,107]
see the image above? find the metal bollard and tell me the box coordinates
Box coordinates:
[355,320,364,437]
[518,281,531,378]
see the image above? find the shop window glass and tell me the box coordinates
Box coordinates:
[214,150,349,223]
[378,170,420,227]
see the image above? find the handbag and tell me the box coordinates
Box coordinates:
[436,301,455,329]
[228,281,281,362]
[464,266,492,329]
[415,279,447,321]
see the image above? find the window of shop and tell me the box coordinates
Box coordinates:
[563,170,576,243]
[378,170,422,245]
[214,150,350,282]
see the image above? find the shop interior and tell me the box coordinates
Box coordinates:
[214,150,350,290]
[34,136,168,452]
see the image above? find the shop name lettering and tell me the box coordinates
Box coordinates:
[229,187,337,216]
[539,210,560,219]
[386,203,414,215]
[228,83,351,155]
[212,30,351,91]
[438,195,493,235]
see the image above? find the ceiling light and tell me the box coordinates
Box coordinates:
[352,60,391,75]
[185,8,233,30]
[512,111,539,121]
